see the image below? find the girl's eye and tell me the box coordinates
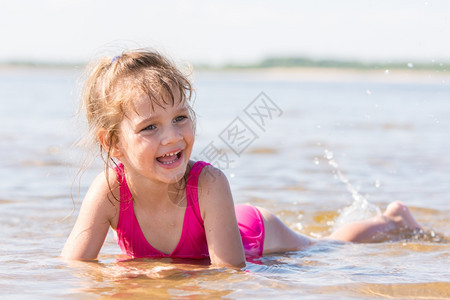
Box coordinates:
[143,124,156,131]
[174,115,188,123]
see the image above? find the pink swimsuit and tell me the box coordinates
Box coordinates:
[115,161,265,259]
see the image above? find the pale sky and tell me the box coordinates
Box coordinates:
[1,0,450,65]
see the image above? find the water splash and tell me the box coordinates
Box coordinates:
[323,149,382,229]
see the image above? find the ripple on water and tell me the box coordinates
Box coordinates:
[247,147,279,154]
[19,159,69,167]
[0,198,14,204]
[362,282,450,299]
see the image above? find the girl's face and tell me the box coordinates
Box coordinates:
[114,89,194,186]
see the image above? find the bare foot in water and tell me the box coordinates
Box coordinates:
[383,201,422,231]
[328,201,422,243]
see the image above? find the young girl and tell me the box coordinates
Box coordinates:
[62,49,422,268]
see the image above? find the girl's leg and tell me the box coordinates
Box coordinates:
[259,201,422,254]
[328,201,422,243]
[258,207,315,254]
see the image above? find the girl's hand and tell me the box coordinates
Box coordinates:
[198,166,246,268]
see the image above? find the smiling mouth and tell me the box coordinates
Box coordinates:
[156,150,182,165]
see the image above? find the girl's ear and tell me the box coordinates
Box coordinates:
[98,128,122,158]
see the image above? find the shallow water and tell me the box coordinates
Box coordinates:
[0,67,449,299]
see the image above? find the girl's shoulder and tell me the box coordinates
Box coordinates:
[196,162,233,217]
[82,169,121,223]
[196,162,228,188]
[90,168,121,200]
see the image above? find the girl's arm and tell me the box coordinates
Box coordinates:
[61,172,117,260]
[198,166,246,268]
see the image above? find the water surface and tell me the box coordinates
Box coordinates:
[0,67,449,299]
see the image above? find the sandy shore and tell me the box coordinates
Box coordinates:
[1,63,449,84]
[195,67,450,84]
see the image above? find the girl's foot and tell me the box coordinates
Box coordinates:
[383,201,422,231]
[328,201,423,243]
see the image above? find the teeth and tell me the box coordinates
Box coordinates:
[161,151,180,157]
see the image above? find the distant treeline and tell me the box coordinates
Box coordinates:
[200,57,448,71]
[0,60,82,68]
[2,57,448,71]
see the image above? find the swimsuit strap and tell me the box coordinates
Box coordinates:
[115,163,132,205]
[186,161,211,225]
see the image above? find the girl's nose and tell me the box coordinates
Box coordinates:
[161,125,182,145]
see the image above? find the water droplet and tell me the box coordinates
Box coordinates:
[375,180,381,188]
[230,173,235,178]
[407,62,414,68]
[316,124,321,129]
[384,69,390,75]
[314,157,319,165]
[324,149,334,160]
[366,89,372,95]
[294,223,303,231]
